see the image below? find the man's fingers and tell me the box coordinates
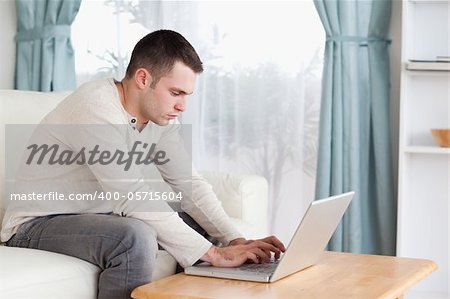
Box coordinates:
[262,249,272,262]
[245,251,259,264]
[274,250,281,260]
[245,247,267,263]
[214,246,268,267]
[248,241,281,256]
[249,247,271,263]
[260,236,286,252]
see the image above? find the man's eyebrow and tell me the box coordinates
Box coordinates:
[171,88,193,95]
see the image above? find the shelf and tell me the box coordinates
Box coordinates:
[406,62,450,71]
[399,1,450,297]
[404,146,450,154]
[404,69,450,77]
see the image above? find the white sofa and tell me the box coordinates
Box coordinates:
[0,90,269,298]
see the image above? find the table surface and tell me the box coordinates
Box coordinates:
[131,251,437,299]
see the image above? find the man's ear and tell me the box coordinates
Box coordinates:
[134,68,152,89]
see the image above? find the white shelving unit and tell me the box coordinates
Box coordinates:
[397,1,450,298]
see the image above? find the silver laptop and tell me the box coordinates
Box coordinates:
[185,191,354,282]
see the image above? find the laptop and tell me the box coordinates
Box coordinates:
[185,191,354,282]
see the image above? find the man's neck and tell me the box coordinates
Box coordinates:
[116,79,148,124]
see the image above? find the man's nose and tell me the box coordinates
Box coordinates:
[175,97,186,112]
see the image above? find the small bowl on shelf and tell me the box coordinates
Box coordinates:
[431,128,450,148]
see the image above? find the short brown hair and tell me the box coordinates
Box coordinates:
[126,30,203,87]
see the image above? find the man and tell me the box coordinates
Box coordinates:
[1,30,285,298]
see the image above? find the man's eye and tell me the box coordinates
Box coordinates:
[171,91,180,96]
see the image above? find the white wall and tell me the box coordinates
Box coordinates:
[0,0,16,89]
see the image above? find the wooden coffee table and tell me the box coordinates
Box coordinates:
[131,251,437,299]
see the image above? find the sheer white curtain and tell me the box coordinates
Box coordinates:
[72,0,324,243]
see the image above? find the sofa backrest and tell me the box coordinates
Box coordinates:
[0,90,71,229]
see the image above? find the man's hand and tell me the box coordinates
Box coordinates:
[200,236,286,268]
[229,235,286,260]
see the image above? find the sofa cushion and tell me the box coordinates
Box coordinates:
[0,245,177,298]
[0,245,99,299]
[152,249,178,281]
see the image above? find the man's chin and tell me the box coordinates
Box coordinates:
[154,119,171,126]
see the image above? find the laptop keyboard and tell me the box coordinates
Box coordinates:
[238,259,279,274]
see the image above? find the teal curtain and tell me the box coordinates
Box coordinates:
[15,0,81,91]
[314,0,396,255]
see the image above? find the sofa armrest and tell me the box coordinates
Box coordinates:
[199,171,269,239]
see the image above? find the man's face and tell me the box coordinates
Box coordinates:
[140,61,196,126]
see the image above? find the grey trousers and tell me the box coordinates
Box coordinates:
[6,212,210,299]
